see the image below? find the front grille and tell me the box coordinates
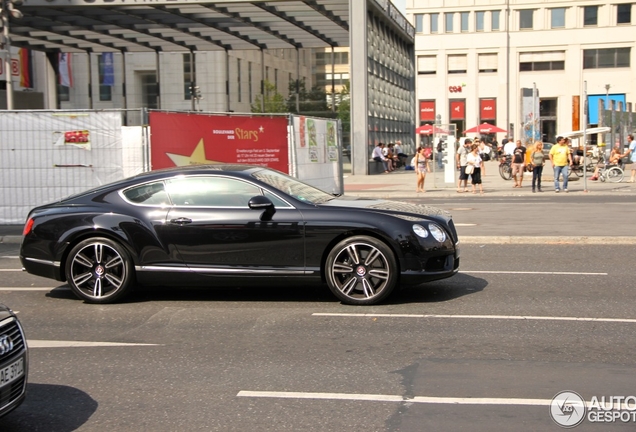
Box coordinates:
[0,317,27,414]
[0,375,26,411]
[425,254,455,272]
[0,318,26,363]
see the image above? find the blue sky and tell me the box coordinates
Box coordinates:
[393,0,406,15]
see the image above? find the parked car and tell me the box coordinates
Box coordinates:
[0,304,28,418]
[20,165,459,305]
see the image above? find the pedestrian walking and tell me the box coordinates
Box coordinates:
[511,140,526,188]
[466,143,484,195]
[414,146,431,192]
[456,138,472,193]
[623,134,636,183]
[549,136,573,192]
[531,141,545,192]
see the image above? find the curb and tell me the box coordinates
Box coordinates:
[0,236,22,245]
[460,236,636,245]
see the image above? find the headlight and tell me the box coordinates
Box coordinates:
[428,223,447,242]
[412,224,428,238]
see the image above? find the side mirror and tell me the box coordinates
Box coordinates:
[248,195,276,221]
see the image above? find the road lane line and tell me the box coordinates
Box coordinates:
[237,390,555,406]
[461,270,608,275]
[312,313,636,324]
[0,269,23,272]
[0,287,67,291]
[28,340,160,348]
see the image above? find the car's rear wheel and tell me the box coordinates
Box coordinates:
[65,237,134,303]
[325,236,398,305]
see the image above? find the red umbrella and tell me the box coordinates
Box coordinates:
[416,124,449,135]
[416,124,434,134]
[464,123,508,134]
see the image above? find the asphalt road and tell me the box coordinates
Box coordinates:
[1,197,635,431]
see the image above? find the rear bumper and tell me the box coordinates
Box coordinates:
[21,256,64,281]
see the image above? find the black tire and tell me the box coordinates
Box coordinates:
[499,163,512,180]
[325,236,398,305]
[65,237,134,303]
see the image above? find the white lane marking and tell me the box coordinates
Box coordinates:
[0,287,67,291]
[0,256,20,259]
[462,270,608,275]
[237,390,554,406]
[454,223,476,226]
[0,269,23,272]
[28,340,160,348]
[312,313,636,324]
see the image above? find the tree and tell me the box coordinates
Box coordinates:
[287,78,329,116]
[336,80,350,133]
[251,80,287,113]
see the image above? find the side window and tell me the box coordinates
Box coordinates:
[165,176,261,207]
[123,182,170,205]
[263,190,292,208]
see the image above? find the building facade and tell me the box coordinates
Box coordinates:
[409,0,635,144]
[2,48,313,119]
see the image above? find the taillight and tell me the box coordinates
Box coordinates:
[23,218,34,236]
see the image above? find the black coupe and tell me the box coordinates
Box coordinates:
[20,165,459,305]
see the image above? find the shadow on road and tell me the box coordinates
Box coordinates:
[390,272,486,304]
[0,383,97,432]
[44,273,484,305]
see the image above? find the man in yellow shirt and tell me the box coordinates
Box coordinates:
[549,136,573,192]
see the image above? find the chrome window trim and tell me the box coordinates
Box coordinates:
[119,174,296,209]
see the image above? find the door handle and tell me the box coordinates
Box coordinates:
[169,217,192,225]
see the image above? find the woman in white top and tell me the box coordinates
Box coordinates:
[466,143,484,195]
[414,146,431,193]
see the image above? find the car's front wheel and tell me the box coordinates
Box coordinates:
[65,237,134,303]
[325,236,398,305]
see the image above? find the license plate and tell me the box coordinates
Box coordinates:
[0,358,24,389]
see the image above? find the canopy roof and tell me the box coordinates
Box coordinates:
[14,0,352,53]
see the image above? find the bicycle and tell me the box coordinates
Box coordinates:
[499,155,513,180]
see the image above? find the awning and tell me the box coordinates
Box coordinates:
[13,0,352,53]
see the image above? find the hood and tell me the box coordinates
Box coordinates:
[0,304,13,321]
[320,196,450,218]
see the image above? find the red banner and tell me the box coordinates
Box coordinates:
[480,98,496,120]
[149,112,289,172]
[450,100,465,120]
[419,100,436,122]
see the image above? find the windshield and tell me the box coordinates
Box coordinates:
[252,169,335,205]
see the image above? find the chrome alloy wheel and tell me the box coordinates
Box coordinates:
[326,236,397,305]
[66,238,132,303]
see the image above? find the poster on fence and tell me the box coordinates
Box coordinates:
[148,112,289,173]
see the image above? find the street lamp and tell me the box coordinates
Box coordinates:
[1,0,23,110]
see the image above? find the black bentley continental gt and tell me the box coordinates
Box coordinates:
[20,165,459,305]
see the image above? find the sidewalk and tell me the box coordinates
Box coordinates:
[343,160,636,199]
[2,161,634,245]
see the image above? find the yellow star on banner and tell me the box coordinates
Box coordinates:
[166,139,219,166]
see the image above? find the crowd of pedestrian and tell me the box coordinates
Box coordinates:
[372,132,636,194]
